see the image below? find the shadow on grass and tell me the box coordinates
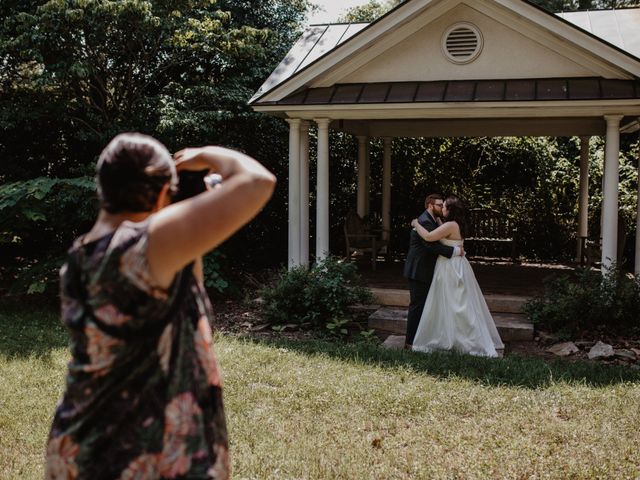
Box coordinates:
[243,336,640,389]
[0,299,67,359]
[3,297,638,389]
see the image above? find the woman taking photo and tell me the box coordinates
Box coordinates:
[45,133,276,479]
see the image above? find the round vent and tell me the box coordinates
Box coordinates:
[442,23,483,64]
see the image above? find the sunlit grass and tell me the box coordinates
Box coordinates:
[1,303,639,479]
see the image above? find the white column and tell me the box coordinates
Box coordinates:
[356,136,368,218]
[382,137,392,242]
[299,121,310,267]
[315,118,331,261]
[286,118,301,269]
[601,115,623,271]
[635,142,640,276]
[576,136,590,262]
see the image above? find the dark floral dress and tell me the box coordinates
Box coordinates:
[45,221,229,480]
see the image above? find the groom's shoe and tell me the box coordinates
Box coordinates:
[404,343,413,350]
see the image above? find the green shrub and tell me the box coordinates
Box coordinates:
[202,250,230,295]
[259,256,373,328]
[523,268,640,336]
[0,177,97,294]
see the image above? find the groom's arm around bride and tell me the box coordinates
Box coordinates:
[403,194,463,348]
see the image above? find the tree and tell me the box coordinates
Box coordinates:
[531,0,640,12]
[0,0,310,181]
[0,0,311,293]
[337,0,404,23]
[336,0,640,23]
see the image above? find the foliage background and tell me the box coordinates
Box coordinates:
[0,0,639,294]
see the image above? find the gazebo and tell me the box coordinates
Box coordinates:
[249,0,640,274]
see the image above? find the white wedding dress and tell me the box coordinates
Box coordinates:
[412,239,504,357]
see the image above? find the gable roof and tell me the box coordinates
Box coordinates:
[250,1,640,105]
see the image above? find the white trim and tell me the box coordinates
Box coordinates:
[313,0,458,88]
[348,117,607,138]
[257,0,445,102]
[621,117,640,133]
[477,1,638,79]
[252,100,640,120]
[252,0,640,105]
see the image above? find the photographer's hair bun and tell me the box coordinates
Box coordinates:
[97,133,177,213]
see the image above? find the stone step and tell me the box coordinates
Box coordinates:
[369,287,529,314]
[368,307,534,342]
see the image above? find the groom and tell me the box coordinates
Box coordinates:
[403,194,463,348]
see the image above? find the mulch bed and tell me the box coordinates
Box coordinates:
[211,297,640,368]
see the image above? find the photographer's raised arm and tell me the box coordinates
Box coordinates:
[147,146,276,289]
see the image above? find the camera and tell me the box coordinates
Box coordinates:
[172,170,209,203]
[172,171,223,203]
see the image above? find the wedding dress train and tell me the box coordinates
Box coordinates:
[412,239,504,357]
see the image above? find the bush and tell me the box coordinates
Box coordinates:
[0,177,97,294]
[523,268,640,336]
[202,251,230,295]
[259,257,373,328]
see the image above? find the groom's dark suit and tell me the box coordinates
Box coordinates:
[403,210,455,345]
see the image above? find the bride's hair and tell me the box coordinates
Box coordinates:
[444,195,469,238]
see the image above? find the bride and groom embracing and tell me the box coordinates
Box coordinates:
[403,194,504,357]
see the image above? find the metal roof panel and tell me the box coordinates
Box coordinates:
[359,84,391,103]
[387,82,419,102]
[252,7,640,105]
[298,24,350,70]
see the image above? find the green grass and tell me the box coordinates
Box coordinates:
[1,303,640,479]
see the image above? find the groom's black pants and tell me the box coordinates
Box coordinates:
[407,278,431,345]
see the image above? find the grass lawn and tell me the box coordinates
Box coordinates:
[1,302,640,479]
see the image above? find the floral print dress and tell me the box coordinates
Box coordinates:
[45,221,229,480]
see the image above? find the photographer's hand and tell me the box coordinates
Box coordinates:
[174,146,257,179]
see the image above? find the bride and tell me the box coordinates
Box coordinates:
[410,196,504,358]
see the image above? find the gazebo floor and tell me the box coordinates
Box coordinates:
[357,256,577,297]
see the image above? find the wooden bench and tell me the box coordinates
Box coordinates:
[465,208,517,261]
[344,210,388,270]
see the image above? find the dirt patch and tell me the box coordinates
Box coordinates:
[211,298,318,342]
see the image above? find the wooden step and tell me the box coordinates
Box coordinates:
[369,287,529,314]
[368,307,533,342]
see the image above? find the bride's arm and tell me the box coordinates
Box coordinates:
[411,219,453,242]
